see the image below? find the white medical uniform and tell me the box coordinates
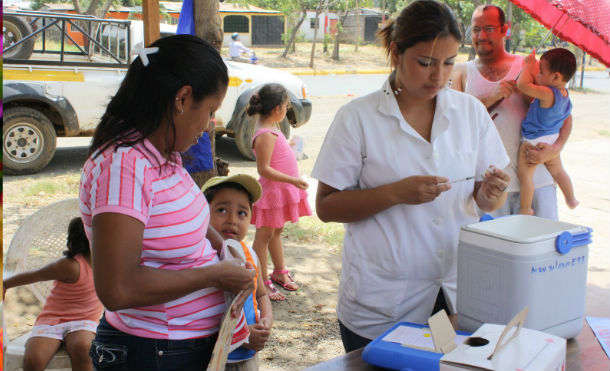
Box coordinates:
[311,79,510,340]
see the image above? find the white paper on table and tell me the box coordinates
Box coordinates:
[382,325,469,351]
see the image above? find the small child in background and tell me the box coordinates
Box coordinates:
[516,48,579,215]
[247,83,312,301]
[3,217,103,371]
[202,174,273,371]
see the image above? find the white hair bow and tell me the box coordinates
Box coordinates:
[133,42,159,67]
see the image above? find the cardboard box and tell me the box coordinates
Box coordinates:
[362,308,566,371]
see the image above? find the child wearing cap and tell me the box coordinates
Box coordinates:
[202,174,273,371]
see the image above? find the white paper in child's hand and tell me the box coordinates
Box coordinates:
[220,239,245,264]
[207,293,245,371]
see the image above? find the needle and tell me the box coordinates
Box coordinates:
[446,176,474,184]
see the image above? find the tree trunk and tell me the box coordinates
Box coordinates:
[505,2,512,52]
[332,10,348,61]
[85,0,100,16]
[98,0,115,18]
[309,9,322,68]
[191,0,225,185]
[194,0,223,52]
[331,22,340,61]
[354,3,360,52]
[282,9,307,58]
[72,0,83,14]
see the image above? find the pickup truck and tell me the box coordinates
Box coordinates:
[3,11,312,175]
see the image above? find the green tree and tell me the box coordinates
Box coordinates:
[309,0,341,67]
[31,0,142,17]
[242,0,310,57]
[327,0,372,60]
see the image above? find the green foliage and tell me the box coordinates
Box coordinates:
[522,21,548,49]
[30,0,140,12]
[121,0,141,7]
[227,0,580,56]
[20,178,79,200]
[281,30,307,44]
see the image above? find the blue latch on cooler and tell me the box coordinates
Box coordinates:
[555,227,593,255]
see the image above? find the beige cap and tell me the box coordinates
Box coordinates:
[201,174,262,203]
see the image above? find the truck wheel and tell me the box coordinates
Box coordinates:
[235,114,291,161]
[3,107,57,175]
[235,112,257,160]
[3,15,35,59]
[279,117,291,139]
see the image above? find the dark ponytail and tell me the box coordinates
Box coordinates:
[246,83,288,117]
[64,217,90,259]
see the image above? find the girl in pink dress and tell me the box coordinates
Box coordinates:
[247,83,312,301]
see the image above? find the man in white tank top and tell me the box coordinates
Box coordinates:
[451,4,572,220]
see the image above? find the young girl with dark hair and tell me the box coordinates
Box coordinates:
[79,34,256,370]
[3,217,103,371]
[247,83,312,301]
[312,0,511,352]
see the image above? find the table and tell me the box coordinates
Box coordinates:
[304,273,610,371]
[302,319,609,371]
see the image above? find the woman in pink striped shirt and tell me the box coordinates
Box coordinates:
[79,34,255,370]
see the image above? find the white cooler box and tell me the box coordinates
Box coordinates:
[457,215,592,339]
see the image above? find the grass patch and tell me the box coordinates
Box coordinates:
[597,129,610,137]
[11,175,80,206]
[283,215,344,247]
[22,181,68,197]
[35,39,82,53]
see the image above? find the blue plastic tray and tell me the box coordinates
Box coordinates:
[362,322,471,371]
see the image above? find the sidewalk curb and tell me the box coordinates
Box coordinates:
[277,66,606,76]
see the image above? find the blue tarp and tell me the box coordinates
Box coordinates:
[177,0,195,35]
[177,0,214,173]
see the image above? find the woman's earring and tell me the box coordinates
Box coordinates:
[393,86,402,96]
[178,108,184,115]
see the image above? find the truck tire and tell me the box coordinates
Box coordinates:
[3,15,35,59]
[235,112,257,161]
[235,114,291,161]
[3,107,57,175]
[279,117,291,140]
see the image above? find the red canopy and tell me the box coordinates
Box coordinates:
[510,0,610,67]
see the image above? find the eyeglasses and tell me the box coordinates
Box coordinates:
[471,25,501,35]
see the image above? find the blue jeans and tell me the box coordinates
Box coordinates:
[338,321,372,353]
[90,315,218,370]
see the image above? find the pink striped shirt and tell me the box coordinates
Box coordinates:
[79,139,249,344]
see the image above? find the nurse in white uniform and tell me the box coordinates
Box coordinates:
[311,0,511,353]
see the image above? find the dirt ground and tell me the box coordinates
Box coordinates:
[231,42,393,71]
[2,49,610,370]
